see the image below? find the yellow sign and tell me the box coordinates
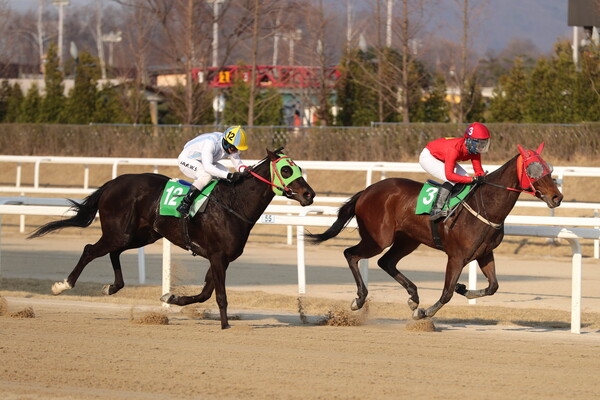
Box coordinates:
[218,71,230,84]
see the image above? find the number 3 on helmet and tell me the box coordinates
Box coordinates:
[223,126,248,152]
[464,122,490,154]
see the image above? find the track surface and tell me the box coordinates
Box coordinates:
[1,234,600,399]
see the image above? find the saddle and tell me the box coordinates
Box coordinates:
[416,180,474,251]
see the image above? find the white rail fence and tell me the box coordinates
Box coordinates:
[0,200,599,334]
[2,154,600,193]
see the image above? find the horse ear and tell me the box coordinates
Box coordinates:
[517,144,528,158]
[266,149,277,160]
[536,142,545,155]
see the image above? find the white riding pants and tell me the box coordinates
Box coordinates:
[178,156,229,189]
[418,148,468,185]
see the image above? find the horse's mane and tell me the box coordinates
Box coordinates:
[486,153,519,180]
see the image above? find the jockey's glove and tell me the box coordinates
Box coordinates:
[227,172,242,182]
[472,175,486,183]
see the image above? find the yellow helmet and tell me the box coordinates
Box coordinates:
[223,126,248,151]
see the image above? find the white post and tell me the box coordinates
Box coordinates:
[468,260,478,305]
[296,224,306,294]
[568,238,582,334]
[594,209,599,259]
[137,247,145,284]
[83,165,89,189]
[162,239,171,308]
[16,163,21,188]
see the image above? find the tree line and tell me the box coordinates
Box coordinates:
[0,0,598,126]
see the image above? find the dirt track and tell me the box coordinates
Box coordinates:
[2,234,600,399]
[1,296,599,400]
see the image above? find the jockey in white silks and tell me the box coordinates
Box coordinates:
[176,126,248,218]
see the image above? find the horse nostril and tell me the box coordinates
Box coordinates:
[553,194,563,205]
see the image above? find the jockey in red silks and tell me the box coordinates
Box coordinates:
[419,122,491,221]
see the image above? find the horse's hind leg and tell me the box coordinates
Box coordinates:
[344,239,384,311]
[52,237,114,295]
[102,250,126,295]
[377,235,421,311]
[455,252,499,299]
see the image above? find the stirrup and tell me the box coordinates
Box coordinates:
[177,202,191,218]
[429,209,448,221]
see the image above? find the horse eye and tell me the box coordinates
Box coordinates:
[526,162,544,179]
[280,165,293,178]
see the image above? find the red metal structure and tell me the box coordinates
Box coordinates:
[192,65,340,89]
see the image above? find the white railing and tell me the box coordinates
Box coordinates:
[0,200,599,334]
[2,154,600,193]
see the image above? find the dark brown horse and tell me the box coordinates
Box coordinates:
[308,143,563,320]
[29,149,315,329]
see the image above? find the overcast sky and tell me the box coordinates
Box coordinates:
[8,0,573,54]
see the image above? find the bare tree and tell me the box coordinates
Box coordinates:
[450,0,487,123]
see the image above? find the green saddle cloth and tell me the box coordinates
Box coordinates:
[159,179,217,218]
[415,182,472,215]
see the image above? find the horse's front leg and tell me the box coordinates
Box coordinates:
[161,268,215,305]
[413,256,463,320]
[455,252,499,299]
[209,255,230,329]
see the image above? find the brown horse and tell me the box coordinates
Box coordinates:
[308,143,563,320]
[29,149,315,329]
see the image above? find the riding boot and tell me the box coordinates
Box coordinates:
[430,182,453,221]
[176,186,201,218]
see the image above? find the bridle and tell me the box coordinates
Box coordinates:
[248,155,303,199]
[457,144,553,229]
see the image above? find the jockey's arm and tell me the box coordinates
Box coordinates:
[200,146,229,179]
[230,152,245,172]
[471,155,485,176]
[444,151,472,184]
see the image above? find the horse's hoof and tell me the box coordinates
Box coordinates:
[102,285,111,295]
[351,298,364,311]
[221,324,231,330]
[160,293,176,304]
[51,279,71,295]
[455,283,468,296]
[412,308,426,320]
[407,298,419,311]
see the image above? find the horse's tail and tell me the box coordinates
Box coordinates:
[27,184,107,239]
[307,190,363,244]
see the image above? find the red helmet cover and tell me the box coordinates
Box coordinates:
[464,122,490,139]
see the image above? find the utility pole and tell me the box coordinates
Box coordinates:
[346,0,353,47]
[273,11,281,65]
[284,29,302,65]
[52,0,70,70]
[37,0,46,70]
[386,0,394,48]
[101,31,122,71]
[207,0,224,67]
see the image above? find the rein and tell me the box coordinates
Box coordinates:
[196,191,253,224]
